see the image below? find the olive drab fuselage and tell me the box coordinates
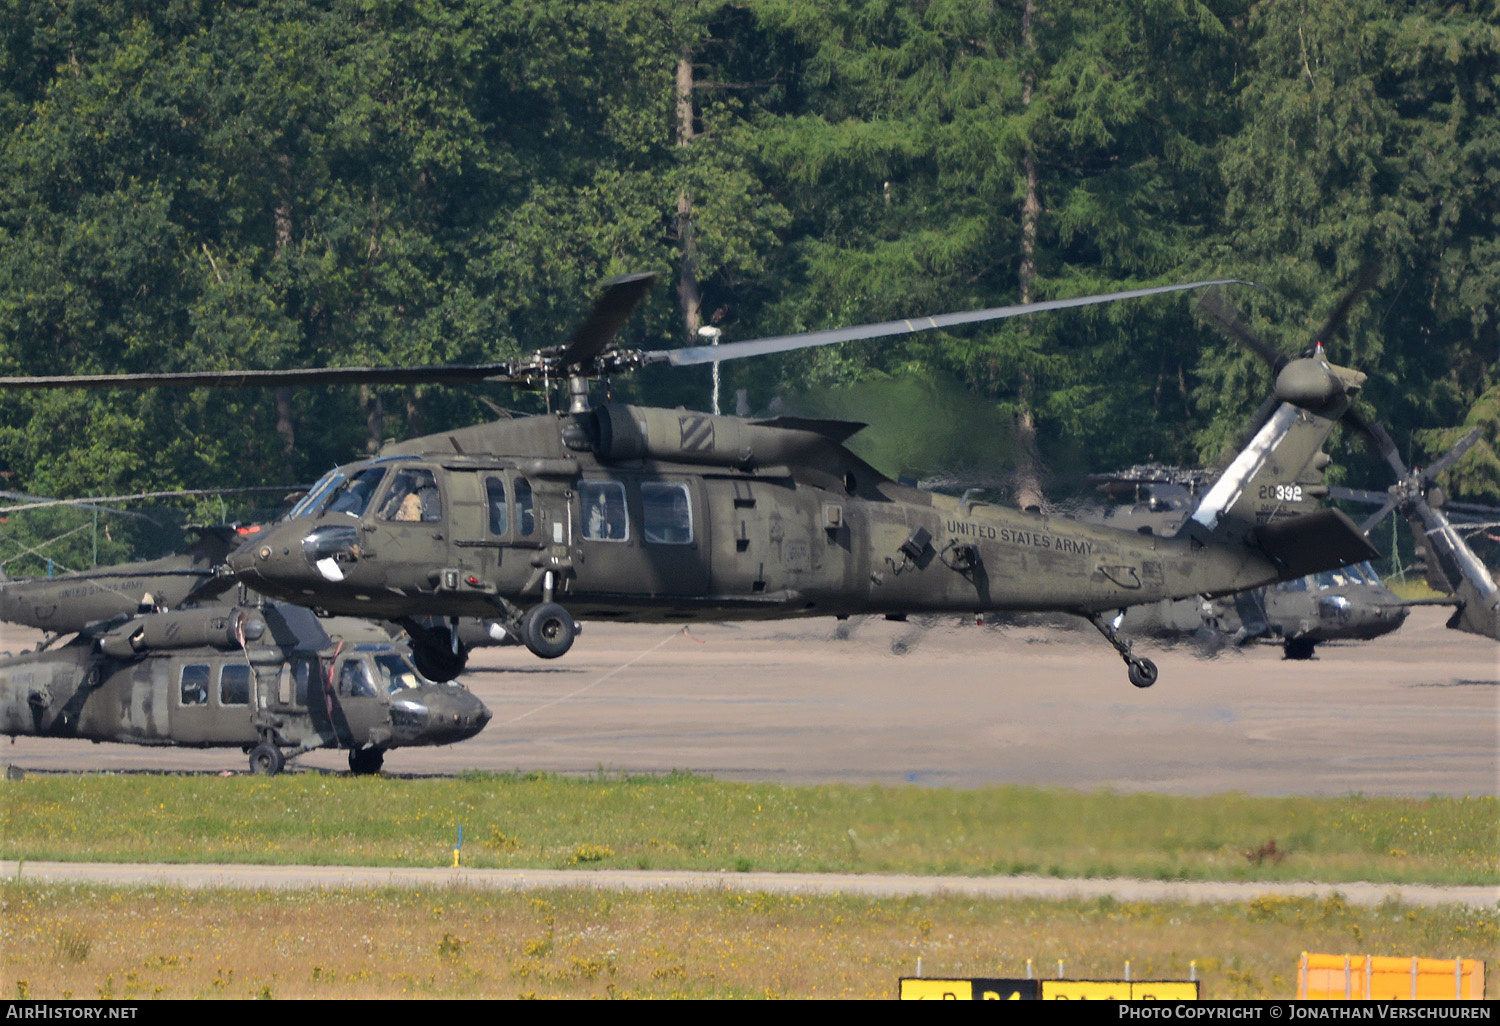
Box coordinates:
[0,604,490,755]
[228,404,1309,625]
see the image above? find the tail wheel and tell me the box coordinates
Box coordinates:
[348,747,385,775]
[249,742,285,776]
[522,602,577,660]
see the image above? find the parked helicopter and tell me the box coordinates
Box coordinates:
[0,600,491,774]
[1,274,1381,688]
[0,523,250,635]
[0,504,526,681]
[1087,466,1410,657]
[1330,425,1499,642]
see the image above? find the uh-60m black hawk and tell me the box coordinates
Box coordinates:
[2,273,1381,688]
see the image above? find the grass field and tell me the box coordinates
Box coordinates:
[3,881,1495,999]
[4,773,1494,1000]
[2,772,1494,884]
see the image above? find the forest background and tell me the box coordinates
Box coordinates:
[0,0,1494,575]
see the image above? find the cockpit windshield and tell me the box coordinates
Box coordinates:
[322,467,388,518]
[369,650,430,693]
[287,469,345,520]
[1312,565,1370,590]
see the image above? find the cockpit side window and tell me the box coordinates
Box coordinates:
[379,468,443,523]
[485,476,508,536]
[337,659,378,699]
[323,468,388,518]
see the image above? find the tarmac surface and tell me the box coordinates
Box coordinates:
[2,605,1495,796]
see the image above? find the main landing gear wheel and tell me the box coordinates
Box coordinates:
[249,742,285,776]
[398,617,468,682]
[522,602,576,659]
[348,747,385,775]
[1283,637,1317,660]
[1127,658,1159,689]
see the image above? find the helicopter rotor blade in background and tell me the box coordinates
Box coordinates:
[651,279,1256,368]
[556,272,657,369]
[1358,498,1401,535]
[1423,428,1482,481]
[1327,485,1395,506]
[1343,408,1409,479]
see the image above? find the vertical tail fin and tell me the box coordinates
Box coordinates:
[1186,355,1377,576]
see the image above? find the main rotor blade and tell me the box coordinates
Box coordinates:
[1423,428,1481,481]
[1198,290,1289,371]
[556,272,657,369]
[652,279,1255,367]
[0,363,522,390]
[1308,261,1380,353]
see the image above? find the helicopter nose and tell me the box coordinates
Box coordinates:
[394,686,491,746]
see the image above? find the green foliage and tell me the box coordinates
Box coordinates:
[0,0,1494,562]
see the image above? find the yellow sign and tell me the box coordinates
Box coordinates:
[1130,982,1200,1001]
[1042,981,1133,1000]
[900,978,1195,1000]
[900,979,972,1000]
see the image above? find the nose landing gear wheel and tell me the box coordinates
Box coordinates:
[522,602,577,659]
[249,742,285,776]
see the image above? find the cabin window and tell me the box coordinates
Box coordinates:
[337,659,378,699]
[379,468,442,523]
[515,476,535,536]
[323,467,387,517]
[219,664,252,706]
[179,664,210,706]
[485,476,508,535]
[642,482,693,544]
[580,481,628,542]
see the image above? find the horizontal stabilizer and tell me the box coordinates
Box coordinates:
[1250,508,1378,579]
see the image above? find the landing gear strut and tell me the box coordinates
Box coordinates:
[1088,611,1159,688]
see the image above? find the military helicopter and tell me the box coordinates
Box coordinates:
[1087,466,1410,658]
[0,523,252,635]
[0,482,533,678]
[1,274,1381,688]
[1330,425,1499,641]
[0,600,491,774]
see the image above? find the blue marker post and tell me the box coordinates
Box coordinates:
[452,824,463,868]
